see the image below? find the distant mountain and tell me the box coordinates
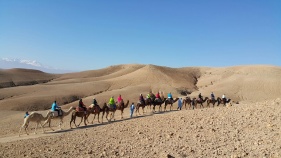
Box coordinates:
[0,58,73,74]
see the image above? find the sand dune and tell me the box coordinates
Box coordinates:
[0,64,280,111]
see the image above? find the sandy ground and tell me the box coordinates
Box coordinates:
[0,64,281,157]
[0,98,280,157]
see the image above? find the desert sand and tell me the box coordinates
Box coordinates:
[0,64,281,157]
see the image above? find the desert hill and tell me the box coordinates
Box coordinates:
[0,64,280,111]
[0,68,58,88]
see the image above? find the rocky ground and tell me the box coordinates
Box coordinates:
[0,99,280,158]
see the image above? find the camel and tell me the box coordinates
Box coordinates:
[152,98,166,112]
[206,97,218,108]
[194,97,208,108]
[183,97,192,109]
[100,103,116,122]
[69,109,88,128]
[135,101,146,116]
[116,100,130,119]
[43,107,75,130]
[144,98,153,112]
[217,97,231,106]
[98,100,130,123]
[19,112,52,136]
[164,98,179,111]
[86,105,102,124]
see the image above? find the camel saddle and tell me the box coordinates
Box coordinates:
[76,107,85,112]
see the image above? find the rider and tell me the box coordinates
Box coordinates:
[117,94,123,103]
[211,92,215,101]
[146,92,151,100]
[108,96,116,109]
[78,99,87,114]
[198,93,203,101]
[150,91,156,101]
[168,92,173,101]
[155,91,161,102]
[139,94,145,105]
[222,94,226,102]
[92,98,98,106]
[51,100,61,116]
[24,111,29,118]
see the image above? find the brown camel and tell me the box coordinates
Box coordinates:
[183,97,192,109]
[100,103,116,122]
[195,97,208,108]
[145,98,153,111]
[217,97,231,106]
[116,100,130,119]
[19,112,52,136]
[99,100,129,122]
[164,98,179,111]
[135,98,152,115]
[69,109,88,128]
[206,97,218,108]
[86,105,102,124]
[136,100,146,116]
[152,98,166,112]
[43,107,75,130]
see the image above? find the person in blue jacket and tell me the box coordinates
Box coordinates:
[24,111,29,118]
[130,102,135,118]
[51,100,61,116]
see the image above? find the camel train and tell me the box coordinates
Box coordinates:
[19,93,231,136]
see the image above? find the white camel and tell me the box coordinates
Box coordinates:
[43,107,75,130]
[19,112,51,137]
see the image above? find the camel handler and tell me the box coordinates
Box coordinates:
[51,100,62,116]
[177,98,183,110]
[108,96,116,110]
[130,102,135,118]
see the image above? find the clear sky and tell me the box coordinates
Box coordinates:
[0,0,280,71]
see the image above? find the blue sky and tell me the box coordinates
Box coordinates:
[0,0,280,71]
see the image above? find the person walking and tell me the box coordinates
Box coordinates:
[177,98,183,110]
[130,102,135,118]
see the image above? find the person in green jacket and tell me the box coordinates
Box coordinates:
[108,96,116,109]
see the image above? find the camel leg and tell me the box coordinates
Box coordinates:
[24,124,29,135]
[84,116,87,126]
[142,107,145,115]
[78,117,83,127]
[34,122,39,134]
[121,110,123,119]
[97,113,100,123]
[91,114,96,124]
[40,122,45,134]
[112,112,116,121]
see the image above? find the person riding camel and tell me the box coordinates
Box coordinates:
[92,98,98,106]
[222,94,226,103]
[198,93,203,101]
[51,100,61,116]
[24,111,29,118]
[168,92,173,101]
[146,93,151,99]
[150,91,156,101]
[155,92,161,102]
[139,94,145,105]
[108,96,116,110]
[117,94,123,104]
[211,92,215,101]
[78,99,87,114]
